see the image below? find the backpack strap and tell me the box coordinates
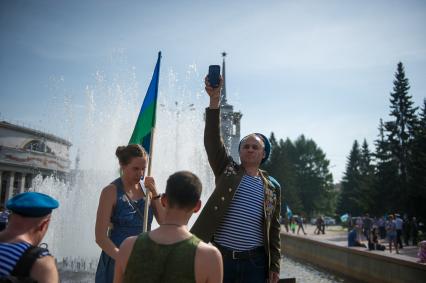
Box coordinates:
[11,246,49,278]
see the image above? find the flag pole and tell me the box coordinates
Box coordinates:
[142,52,161,232]
[143,127,156,232]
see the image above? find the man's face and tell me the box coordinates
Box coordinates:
[239,135,265,167]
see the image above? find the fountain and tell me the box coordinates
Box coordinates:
[31,62,214,280]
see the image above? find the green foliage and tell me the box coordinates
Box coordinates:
[338,140,362,215]
[407,99,426,220]
[384,62,418,210]
[339,62,425,220]
[263,134,334,217]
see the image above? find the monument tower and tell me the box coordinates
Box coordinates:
[219,52,242,162]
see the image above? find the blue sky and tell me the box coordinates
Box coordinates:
[1,0,425,182]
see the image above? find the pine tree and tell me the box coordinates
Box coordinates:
[359,139,375,213]
[408,99,426,219]
[338,140,363,215]
[384,62,418,211]
[374,119,399,213]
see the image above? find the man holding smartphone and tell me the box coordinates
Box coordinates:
[191,72,281,283]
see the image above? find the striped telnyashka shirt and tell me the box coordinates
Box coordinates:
[214,174,264,251]
[0,242,48,276]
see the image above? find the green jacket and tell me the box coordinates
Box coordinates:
[190,108,281,274]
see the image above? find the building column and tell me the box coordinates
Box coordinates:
[20,173,26,194]
[6,172,15,201]
[24,174,32,192]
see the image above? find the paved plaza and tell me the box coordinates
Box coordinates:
[282,224,421,264]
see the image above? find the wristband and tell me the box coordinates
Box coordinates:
[152,194,162,200]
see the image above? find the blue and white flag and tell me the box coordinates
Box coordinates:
[286,205,293,219]
[340,213,349,222]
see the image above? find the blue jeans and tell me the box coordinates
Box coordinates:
[222,252,268,283]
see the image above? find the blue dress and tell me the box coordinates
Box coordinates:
[95,178,154,283]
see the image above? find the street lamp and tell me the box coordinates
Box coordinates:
[159,101,195,168]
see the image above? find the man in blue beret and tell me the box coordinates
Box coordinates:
[191,76,282,283]
[0,192,59,282]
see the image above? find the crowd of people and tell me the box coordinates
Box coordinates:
[281,215,329,236]
[0,75,282,283]
[345,213,426,263]
[280,211,425,263]
[346,213,421,253]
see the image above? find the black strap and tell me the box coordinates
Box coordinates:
[11,246,48,277]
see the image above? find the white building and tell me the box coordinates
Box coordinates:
[0,121,71,205]
[220,52,243,162]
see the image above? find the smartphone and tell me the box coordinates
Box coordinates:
[208,65,221,88]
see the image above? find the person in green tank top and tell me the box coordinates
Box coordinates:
[114,171,223,283]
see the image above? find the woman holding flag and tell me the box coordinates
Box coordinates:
[95,52,163,283]
[95,144,164,283]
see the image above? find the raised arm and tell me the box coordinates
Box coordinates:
[204,76,231,177]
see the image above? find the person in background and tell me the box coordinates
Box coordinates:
[290,217,296,234]
[378,216,386,239]
[320,216,326,234]
[355,216,363,242]
[386,215,399,254]
[313,216,321,235]
[0,192,59,283]
[417,240,426,263]
[363,213,372,241]
[114,171,223,283]
[348,228,366,248]
[411,217,419,246]
[280,215,289,233]
[395,214,404,249]
[368,227,385,251]
[0,205,9,231]
[95,144,165,283]
[347,214,354,231]
[403,214,411,246]
[296,216,307,235]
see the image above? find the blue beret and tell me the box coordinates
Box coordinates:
[6,192,59,217]
[239,133,271,164]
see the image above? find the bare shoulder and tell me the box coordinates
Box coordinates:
[101,183,117,197]
[31,255,59,283]
[117,236,138,270]
[196,241,221,259]
[98,183,117,205]
[195,242,223,283]
[120,235,137,251]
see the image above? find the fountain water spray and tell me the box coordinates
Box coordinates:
[31,62,214,273]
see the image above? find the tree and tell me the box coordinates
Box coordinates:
[293,135,334,216]
[359,139,375,213]
[374,119,398,213]
[384,62,418,211]
[408,99,426,219]
[263,133,303,214]
[263,134,334,217]
[338,140,363,215]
